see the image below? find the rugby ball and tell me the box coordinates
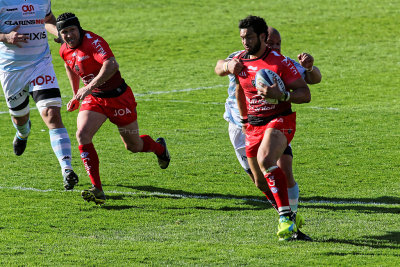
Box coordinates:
[254,69,285,104]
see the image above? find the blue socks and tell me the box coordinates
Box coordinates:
[288,182,299,213]
[12,119,31,139]
[49,128,73,172]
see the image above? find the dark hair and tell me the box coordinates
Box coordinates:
[56,12,82,32]
[238,15,268,41]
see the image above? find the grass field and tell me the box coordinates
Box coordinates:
[1,0,399,265]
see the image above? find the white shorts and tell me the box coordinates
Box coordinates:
[0,56,62,117]
[228,122,251,173]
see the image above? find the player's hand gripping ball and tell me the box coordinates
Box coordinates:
[254,69,285,104]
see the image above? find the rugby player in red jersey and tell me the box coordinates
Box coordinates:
[56,13,170,205]
[234,15,311,241]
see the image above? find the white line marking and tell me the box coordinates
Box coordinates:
[134,84,226,97]
[0,186,397,206]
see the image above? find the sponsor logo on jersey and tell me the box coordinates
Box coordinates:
[238,70,247,78]
[22,31,46,40]
[6,8,18,12]
[92,39,107,56]
[21,4,35,16]
[5,19,45,25]
[77,55,89,62]
[82,74,95,85]
[248,65,258,72]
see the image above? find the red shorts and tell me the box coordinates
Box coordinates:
[245,112,296,158]
[80,86,138,126]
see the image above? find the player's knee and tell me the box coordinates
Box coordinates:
[41,107,63,127]
[76,128,92,144]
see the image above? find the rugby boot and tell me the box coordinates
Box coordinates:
[13,135,28,156]
[63,169,79,190]
[81,187,106,205]
[156,137,170,169]
[13,120,31,156]
[277,215,297,241]
[291,229,313,242]
[292,212,305,229]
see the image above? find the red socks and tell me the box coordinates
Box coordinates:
[140,135,164,155]
[264,167,291,215]
[262,190,278,212]
[79,143,102,191]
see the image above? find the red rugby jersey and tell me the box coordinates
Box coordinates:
[59,31,124,93]
[235,48,301,118]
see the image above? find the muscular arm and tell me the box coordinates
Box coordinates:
[44,12,59,37]
[304,66,322,84]
[214,58,243,76]
[64,63,81,95]
[74,57,119,100]
[235,81,248,119]
[286,78,311,104]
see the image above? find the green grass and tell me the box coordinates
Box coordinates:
[0,0,399,265]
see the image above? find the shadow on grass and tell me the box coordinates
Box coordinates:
[111,184,270,211]
[301,196,400,214]
[319,231,400,250]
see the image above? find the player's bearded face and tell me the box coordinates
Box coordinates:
[248,36,262,55]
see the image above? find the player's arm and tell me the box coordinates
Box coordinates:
[74,57,119,100]
[285,78,311,104]
[298,53,322,84]
[44,12,59,37]
[64,63,81,95]
[214,58,243,76]
[64,63,81,111]
[0,25,28,47]
[235,79,248,131]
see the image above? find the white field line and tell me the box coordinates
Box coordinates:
[0,84,339,113]
[0,185,397,206]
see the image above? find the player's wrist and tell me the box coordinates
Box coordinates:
[280,91,290,102]
[240,115,248,124]
[223,60,230,73]
[306,66,314,72]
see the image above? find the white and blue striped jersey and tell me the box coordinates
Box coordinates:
[223,50,306,126]
[0,0,52,71]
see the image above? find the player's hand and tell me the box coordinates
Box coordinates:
[74,86,93,100]
[298,53,314,71]
[5,25,29,48]
[227,58,244,75]
[241,124,248,135]
[257,77,283,100]
[67,98,80,112]
[54,32,64,44]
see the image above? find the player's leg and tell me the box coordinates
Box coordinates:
[30,60,78,189]
[277,150,299,213]
[228,122,253,181]
[257,128,290,215]
[0,70,32,155]
[118,120,170,169]
[76,110,107,190]
[248,156,278,211]
[278,151,304,230]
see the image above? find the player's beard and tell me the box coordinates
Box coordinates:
[248,38,262,55]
